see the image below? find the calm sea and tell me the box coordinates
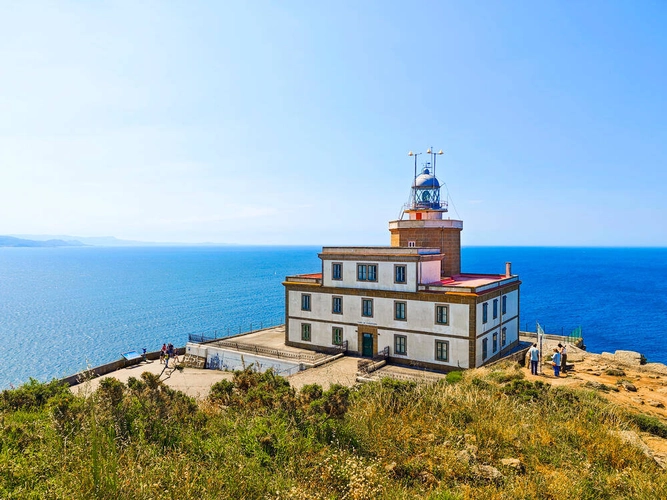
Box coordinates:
[0,246,665,389]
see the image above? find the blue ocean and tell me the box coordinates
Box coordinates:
[0,246,665,389]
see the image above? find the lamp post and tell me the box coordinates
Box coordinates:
[426,147,444,179]
[408,151,422,207]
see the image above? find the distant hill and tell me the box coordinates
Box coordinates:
[10,234,163,247]
[0,236,86,248]
[10,234,236,247]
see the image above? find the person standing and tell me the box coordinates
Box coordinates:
[558,343,568,374]
[528,343,540,375]
[160,343,167,364]
[552,348,562,377]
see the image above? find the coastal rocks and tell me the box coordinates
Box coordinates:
[654,453,667,470]
[584,381,619,392]
[621,382,638,392]
[500,458,525,473]
[601,350,646,366]
[473,464,503,481]
[648,400,665,409]
[644,363,667,375]
[614,431,667,470]
[456,449,475,465]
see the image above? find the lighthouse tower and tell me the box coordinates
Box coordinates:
[388,148,463,277]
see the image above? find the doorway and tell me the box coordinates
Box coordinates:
[362,333,374,357]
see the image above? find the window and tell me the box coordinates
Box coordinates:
[502,296,507,315]
[435,305,449,325]
[408,241,416,248]
[301,294,311,311]
[332,327,343,345]
[482,338,488,359]
[493,299,498,319]
[362,298,373,317]
[332,296,342,314]
[301,323,311,342]
[394,265,407,284]
[357,264,378,282]
[482,303,488,324]
[332,262,342,280]
[435,340,449,362]
[501,327,507,347]
[493,332,498,353]
[394,301,406,321]
[395,335,407,355]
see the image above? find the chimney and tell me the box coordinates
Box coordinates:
[505,262,512,277]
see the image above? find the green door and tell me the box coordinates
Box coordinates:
[362,333,373,357]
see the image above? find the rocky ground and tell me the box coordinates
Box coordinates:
[523,344,667,468]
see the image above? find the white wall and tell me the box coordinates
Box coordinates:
[376,330,470,369]
[288,289,471,366]
[322,259,418,292]
[184,343,303,376]
[418,260,441,284]
[476,289,519,334]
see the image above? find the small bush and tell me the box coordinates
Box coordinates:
[503,379,548,401]
[446,371,463,384]
[488,368,525,384]
[630,413,667,439]
[604,368,626,377]
[0,378,70,411]
[209,379,234,404]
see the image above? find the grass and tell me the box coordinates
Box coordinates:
[0,363,665,499]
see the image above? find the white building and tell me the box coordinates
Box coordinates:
[283,151,521,371]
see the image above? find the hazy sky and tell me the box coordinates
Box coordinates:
[1,1,666,246]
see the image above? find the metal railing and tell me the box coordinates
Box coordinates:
[357,346,390,374]
[211,339,325,362]
[187,318,284,344]
[208,338,347,363]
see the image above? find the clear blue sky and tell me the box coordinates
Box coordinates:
[1,1,666,246]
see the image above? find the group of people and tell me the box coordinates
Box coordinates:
[528,342,568,377]
[160,343,179,368]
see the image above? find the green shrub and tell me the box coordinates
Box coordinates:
[604,368,626,377]
[446,371,463,384]
[209,379,234,403]
[630,413,667,439]
[0,378,70,411]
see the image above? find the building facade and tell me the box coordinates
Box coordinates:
[283,151,521,371]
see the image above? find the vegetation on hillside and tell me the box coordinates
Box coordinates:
[1,362,666,499]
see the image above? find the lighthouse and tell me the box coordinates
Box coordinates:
[389,148,463,277]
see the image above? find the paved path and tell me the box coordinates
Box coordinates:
[72,360,233,400]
